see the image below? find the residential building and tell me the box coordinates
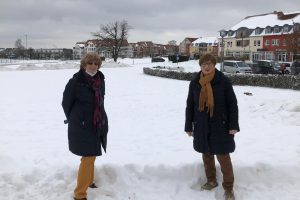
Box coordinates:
[73,39,132,59]
[190,37,218,59]
[219,11,300,61]
[179,37,197,56]
[73,42,85,59]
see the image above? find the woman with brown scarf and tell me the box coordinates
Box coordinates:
[185,54,239,200]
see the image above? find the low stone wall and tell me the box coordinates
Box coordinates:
[143,67,300,90]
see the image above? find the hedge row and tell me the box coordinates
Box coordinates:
[143,67,300,90]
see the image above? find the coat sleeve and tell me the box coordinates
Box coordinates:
[185,81,194,132]
[62,78,76,120]
[224,78,240,131]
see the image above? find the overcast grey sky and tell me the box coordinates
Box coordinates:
[0,0,299,48]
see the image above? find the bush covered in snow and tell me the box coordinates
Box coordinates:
[143,67,300,90]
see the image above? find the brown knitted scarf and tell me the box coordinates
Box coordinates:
[199,69,215,117]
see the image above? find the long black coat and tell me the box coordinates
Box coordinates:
[62,69,108,157]
[185,69,239,154]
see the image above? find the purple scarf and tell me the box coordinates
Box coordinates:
[85,72,105,129]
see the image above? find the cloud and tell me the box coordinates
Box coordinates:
[0,0,299,48]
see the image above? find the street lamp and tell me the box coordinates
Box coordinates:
[24,34,28,59]
[219,29,226,72]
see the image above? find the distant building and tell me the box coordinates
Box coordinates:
[190,37,218,59]
[35,48,73,60]
[220,11,300,61]
[73,39,132,59]
[73,42,85,59]
[179,37,198,56]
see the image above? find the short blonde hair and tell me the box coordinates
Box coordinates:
[80,53,102,70]
[199,53,216,66]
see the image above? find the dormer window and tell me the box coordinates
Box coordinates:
[255,28,261,35]
[274,26,280,33]
[228,31,234,37]
[265,27,271,34]
[283,25,290,33]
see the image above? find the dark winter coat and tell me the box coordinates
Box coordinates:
[185,69,239,154]
[62,69,108,157]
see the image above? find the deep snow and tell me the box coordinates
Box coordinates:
[0,58,300,200]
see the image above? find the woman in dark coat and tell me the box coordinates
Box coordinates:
[185,54,239,200]
[62,53,108,200]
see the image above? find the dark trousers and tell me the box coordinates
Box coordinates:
[202,153,234,191]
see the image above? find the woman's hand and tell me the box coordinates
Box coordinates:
[229,130,238,135]
[186,132,193,137]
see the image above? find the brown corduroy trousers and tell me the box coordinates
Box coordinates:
[202,153,234,191]
[74,156,96,199]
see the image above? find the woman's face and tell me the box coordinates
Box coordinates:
[200,60,215,75]
[85,61,99,74]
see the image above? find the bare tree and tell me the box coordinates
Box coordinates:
[285,24,300,60]
[14,38,25,58]
[93,20,131,62]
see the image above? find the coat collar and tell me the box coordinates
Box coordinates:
[74,69,105,83]
[192,69,223,86]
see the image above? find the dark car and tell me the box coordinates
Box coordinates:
[151,57,165,62]
[291,60,300,75]
[168,55,189,63]
[251,60,280,74]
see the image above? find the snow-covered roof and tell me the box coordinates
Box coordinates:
[230,11,300,31]
[77,44,85,48]
[192,37,218,44]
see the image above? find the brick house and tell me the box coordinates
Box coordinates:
[220,11,300,61]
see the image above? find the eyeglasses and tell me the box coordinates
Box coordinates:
[87,62,99,65]
[201,62,214,67]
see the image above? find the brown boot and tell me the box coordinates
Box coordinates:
[224,190,235,200]
[74,198,87,200]
[201,181,218,190]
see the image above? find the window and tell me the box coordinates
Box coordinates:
[266,52,273,60]
[265,27,271,34]
[224,62,233,67]
[274,26,280,33]
[283,25,289,33]
[236,41,242,47]
[254,40,261,46]
[265,40,270,46]
[272,39,275,46]
[226,52,233,57]
[257,40,261,46]
[272,39,279,46]
[255,28,261,35]
[228,31,234,36]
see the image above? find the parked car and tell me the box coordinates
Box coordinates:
[223,60,252,74]
[168,55,189,63]
[291,60,300,75]
[278,62,292,74]
[151,57,165,62]
[251,60,280,74]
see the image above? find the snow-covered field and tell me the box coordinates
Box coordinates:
[0,58,300,200]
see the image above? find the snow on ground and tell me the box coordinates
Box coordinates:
[0,58,300,200]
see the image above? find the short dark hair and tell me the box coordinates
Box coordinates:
[80,53,102,70]
[199,53,217,66]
